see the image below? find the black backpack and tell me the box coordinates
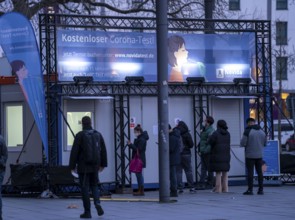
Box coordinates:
[82,130,101,165]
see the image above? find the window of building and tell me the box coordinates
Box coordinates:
[66,111,92,150]
[276,0,288,10]
[5,103,23,148]
[276,57,288,80]
[276,22,288,45]
[229,0,240,10]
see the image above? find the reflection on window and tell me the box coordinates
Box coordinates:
[276,22,288,45]
[67,112,92,149]
[229,0,240,10]
[5,104,23,147]
[276,57,288,80]
[276,0,288,10]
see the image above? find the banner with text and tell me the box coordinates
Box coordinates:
[57,29,255,83]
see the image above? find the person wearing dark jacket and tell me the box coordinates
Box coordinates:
[175,121,196,193]
[169,124,181,197]
[208,120,231,193]
[240,118,266,195]
[0,134,8,220]
[198,116,215,189]
[69,116,107,219]
[128,124,149,196]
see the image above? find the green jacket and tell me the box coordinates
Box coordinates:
[199,125,215,154]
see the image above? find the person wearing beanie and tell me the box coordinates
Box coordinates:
[208,120,231,193]
[197,116,215,190]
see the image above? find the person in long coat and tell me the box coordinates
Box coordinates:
[208,120,231,193]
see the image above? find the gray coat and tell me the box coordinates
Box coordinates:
[240,125,266,159]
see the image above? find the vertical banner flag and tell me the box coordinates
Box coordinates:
[0,12,48,159]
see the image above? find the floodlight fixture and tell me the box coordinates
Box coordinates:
[186,77,205,85]
[73,76,93,85]
[125,76,145,84]
[233,77,251,85]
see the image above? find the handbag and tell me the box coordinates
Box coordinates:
[129,149,143,173]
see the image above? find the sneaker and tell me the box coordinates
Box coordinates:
[243,190,254,195]
[80,212,91,219]
[189,188,197,193]
[95,204,104,216]
[257,190,264,195]
[178,189,184,194]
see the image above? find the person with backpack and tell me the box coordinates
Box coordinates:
[127,124,149,196]
[175,121,196,193]
[69,116,107,219]
[0,134,8,220]
[198,116,215,190]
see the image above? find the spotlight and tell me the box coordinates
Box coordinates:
[186,77,205,85]
[233,78,251,85]
[73,76,93,85]
[125,76,145,84]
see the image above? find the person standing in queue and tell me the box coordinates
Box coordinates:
[169,124,181,197]
[128,124,149,196]
[175,121,196,193]
[240,118,266,195]
[198,116,215,190]
[208,120,231,193]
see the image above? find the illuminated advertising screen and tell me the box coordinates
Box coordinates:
[57,30,255,83]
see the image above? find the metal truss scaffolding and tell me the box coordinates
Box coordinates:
[39,14,273,189]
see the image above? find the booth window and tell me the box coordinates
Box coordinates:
[276,0,288,10]
[5,103,23,148]
[276,22,288,45]
[276,57,288,80]
[66,111,92,150]
[229,0,240,10]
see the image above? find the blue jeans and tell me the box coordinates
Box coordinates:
[0,171,5,219]
[135,172,144,188]
[177,154,194,189]
[79,172,100,213]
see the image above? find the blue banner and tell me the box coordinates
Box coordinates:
[255,140,280,176]
[57,29,255,83]
[0,12,48,160]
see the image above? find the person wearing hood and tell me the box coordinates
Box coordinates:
[208,120,231,193]
[174,121,196,193]
[169,124,181,197]
[128,124,149,196]
[240,118,266,195]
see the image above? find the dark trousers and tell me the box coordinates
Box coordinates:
[245,158,263,191]
[0,171,4,220]
[200,153,213,185]
[79,172,100,212]
[135,172,144,188]
[177,154,194,189]
[170,165,178,192]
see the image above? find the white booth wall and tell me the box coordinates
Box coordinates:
[61,96,246,186]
